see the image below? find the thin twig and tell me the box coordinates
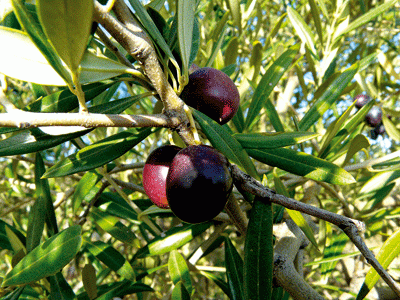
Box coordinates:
[0,111,172,129]
[231,165,400,297]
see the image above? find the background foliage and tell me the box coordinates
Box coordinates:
[0,0,399,299]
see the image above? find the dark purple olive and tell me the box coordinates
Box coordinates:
[166,145,233,224]
[374,122,385,135]
[180,67,240,125]
[354,94,371,109]
[365,106,382,127]
[142,145,182,209]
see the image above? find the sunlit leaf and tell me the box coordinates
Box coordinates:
[299,63,358,132]
[247,148,356,185]
[37,0,94,71]
[234,131,319,149]
[3,225,82,287]
[168,250,192,294]
[357,228,400,300]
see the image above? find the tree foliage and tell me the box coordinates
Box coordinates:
[0,0,399,299]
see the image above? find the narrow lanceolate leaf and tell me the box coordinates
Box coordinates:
[341,134,370,167]
[10,0,71,83]
[245,45,299,130]
[244,198,273,300]
[318,100,358,157]
[35,152,59,236]
[359,170,400,195]
[382,114,400,142]
[321,99,375,160]
[3,225,82,287]
[134,222,212,258]
[42,128,154,178]
[48,272,75,300]
[127,0,179,69]
[171,281,191,300]
[82,264,98,300]
[37,0,94,71]
[298,63,359,132]
[79,51,133,85]
[177,0,195,75]
[0,26,65,85]
[168,250,193,294]
[72,171,102,213]
[357,228,400,300]
[0,220,26,252]
[193,110,259,180]
[333,0,397,43]
[247,148,356,185]
[84,238,135,282]
[287,7,318,59]
[234,131,319,149]
[225,237,244,300]
[25,196,45,253]
[90,207,137,245]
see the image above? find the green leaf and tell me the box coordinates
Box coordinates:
[193,110,259,180]
[0,128,92,157]
[0,26,66,85]
[234,131,319,149]
[25,196,45,253]
[26,81,116,113]
[177,0,195,76]
[171,281,191,300]
[90,207,137,245]
[245,45,299,130]
[224,37,239,67]
[2,225,82,287]
[37,0,94,71]
[382,114,400,142]
[72,171,102,212]
[226,0,242,33]
[246,148,356,185]
[318,100,358,157]
[42,128,154,178]
[225,237,244,300]
[341,134,370,167]
[127,0,179,70]
[0,220,26,252]
[287,6,318,59]
[321,232,349,280]
[244,197,273,300]
[298,63,359,132]
[10,0,71,83]
[82,263,98,300]
[35,152,59,236]
[168,250,192,295]
[205,23,228,68]
[308,0,324,45]
[95,281,153,300]
[84,238,135,282]
[359,170,400,195]
[333,0,397,43]
[199,271,232,298]
[357,228,400,299]
[134,222,212,258]
[320,99,375,160]
[0,27,131,85]
[48,272,75,300]
[79,51,133,85]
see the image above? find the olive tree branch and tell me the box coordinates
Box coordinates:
[0,111,172,129]
[93,0,198,145]
[231,165,400,298]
